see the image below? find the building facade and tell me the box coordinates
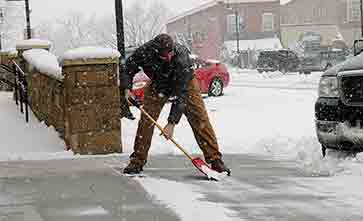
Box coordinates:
[167,0,361,59]
[280,0,361,48]
[166,0,281,59]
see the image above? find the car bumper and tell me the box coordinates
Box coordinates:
[315,97,363,150]
[316,120,363,149]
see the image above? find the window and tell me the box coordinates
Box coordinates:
[348,0,360,21]
[227,13,244,34]
[262,13,274,32]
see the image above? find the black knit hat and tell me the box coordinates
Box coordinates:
[154,33,174,52]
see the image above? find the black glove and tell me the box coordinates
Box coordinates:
[120,89,136,120]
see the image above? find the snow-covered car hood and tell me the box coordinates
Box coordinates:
[322,53,363,77]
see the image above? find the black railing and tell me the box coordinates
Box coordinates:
[11,61,29,123]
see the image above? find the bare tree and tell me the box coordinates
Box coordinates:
[35,0,171,55]
[1,1,24,50]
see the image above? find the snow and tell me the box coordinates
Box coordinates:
[200,165,228,181]
[337,53,363,72]
[137,177,240,221]
[22,49,63,80]
[224,37,282,52]
[0,92,69,161]
[3,66,363,220]
[206,59,220,64]
[61,46,121,61]
[16,39,52,50]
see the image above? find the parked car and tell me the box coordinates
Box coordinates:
[300,49,347,74]
[257,49,300,74]
[315,39,363,156]
[130,54,230,102]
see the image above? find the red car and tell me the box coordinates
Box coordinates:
[131,55,230,102]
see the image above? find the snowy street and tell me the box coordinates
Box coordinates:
[2,70,363,220]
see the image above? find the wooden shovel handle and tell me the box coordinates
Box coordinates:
[127,99,193,161]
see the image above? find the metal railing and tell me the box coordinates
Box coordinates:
[12,61,29,123]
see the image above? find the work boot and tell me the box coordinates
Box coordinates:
[211,159,231,176]
[123,159,145,174]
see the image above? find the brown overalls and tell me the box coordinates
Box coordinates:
[130,77,222,165]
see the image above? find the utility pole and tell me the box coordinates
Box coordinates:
[360,0,363,37]
[235,10,240,53]
[115,0,125,60]
[24,0,31,39]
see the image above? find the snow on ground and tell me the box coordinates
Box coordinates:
[0,92,72,161]
[138,177,240,221]
[3,67,363,220]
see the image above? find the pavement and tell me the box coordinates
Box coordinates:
[0,154,362,221]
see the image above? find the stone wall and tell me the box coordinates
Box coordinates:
[16,41,122,155]
[27,71,65,136]
[62,58,121,154]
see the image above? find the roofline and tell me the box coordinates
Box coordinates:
[167,0,279,25]
[167,0,220,24]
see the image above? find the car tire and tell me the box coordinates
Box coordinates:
[208,78,223,97]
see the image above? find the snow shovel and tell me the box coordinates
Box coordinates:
[127,98,224,181]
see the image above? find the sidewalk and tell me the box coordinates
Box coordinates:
[0,155,179,221]
[2,154,363,221]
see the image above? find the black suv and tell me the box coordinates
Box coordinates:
[315,40,363,156]
[257,49,300,74]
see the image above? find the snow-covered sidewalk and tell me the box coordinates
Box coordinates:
[0,92,71,161]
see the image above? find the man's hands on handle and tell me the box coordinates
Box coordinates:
[120,89,136,120]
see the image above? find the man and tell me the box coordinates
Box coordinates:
[120,34,230,175]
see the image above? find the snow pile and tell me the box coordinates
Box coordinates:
[200,165,228,181]
[0,92,68,161]
[61,46,121,61]
[22,49,63,80]
[16,39,52,50]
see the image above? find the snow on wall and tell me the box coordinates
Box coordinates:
[61,46,121,61]
[16,39,52,50]
[22,49,63,80]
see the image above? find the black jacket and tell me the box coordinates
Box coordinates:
[120,40,194,124]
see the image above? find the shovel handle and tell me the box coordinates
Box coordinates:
[127,99,194,161]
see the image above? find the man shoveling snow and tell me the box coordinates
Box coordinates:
[119,34,230,177]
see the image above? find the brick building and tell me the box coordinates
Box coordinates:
[280,0,361,48]
[166,0,281,59]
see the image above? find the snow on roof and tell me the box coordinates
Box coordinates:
[167,0,279,24]
[224,37,282,52]
[61,46,121,61]
[280,0,293,5]
[16,39,52,50]
[22,49,63,80]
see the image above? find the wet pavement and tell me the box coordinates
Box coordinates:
[0,154,362,221]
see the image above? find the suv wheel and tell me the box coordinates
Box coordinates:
[208,78,223,97]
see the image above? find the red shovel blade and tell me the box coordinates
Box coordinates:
[191,157,225,181]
